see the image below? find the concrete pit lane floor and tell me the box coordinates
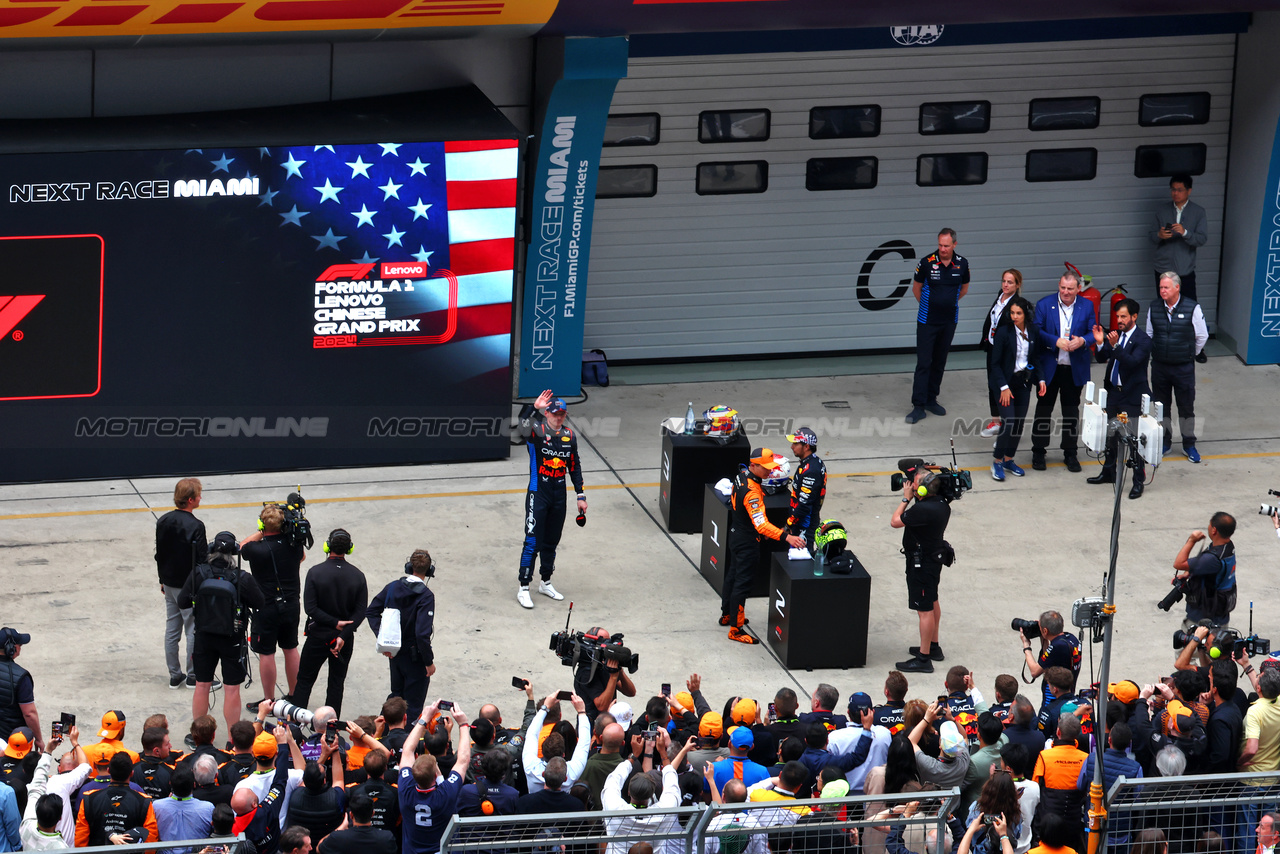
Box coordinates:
[2,350,1279,734]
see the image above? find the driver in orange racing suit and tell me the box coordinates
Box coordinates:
[722,448,806,644]
[516,389,586,610]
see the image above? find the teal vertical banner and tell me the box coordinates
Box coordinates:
[1250,111,1280,363]
[519,37,628,398]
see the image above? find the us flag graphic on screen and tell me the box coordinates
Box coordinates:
[176,139,515,360]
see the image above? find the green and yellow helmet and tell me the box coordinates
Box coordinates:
[814,519,847,558]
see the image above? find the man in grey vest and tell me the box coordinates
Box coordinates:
[1151,174,1208,349]
[1146,272,1208,464]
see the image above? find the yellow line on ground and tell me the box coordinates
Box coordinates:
[0,482,660,521]
[1,449,1276,521]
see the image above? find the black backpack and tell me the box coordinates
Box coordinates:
[194,560,241,636]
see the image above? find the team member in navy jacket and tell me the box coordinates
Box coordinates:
[1087,299,1152,499]
[988,296,1044,482]
[367,549,437,721]
[1030,271,1096,472]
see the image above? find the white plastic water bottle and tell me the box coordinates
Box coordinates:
[684,402,696,434]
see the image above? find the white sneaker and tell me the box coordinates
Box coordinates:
[538,580,564,600]
[980,419,1002,438]
[517,587,534,609]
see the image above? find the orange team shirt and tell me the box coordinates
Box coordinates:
[1029,846,1078,854]
[1033,743,1088,789]
[736,478,786,540]
[82,739,141,767]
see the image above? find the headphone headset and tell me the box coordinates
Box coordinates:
[1,630,15,659]
[323,529,354,555]
[405,551,435,577]
[916,472,938,498]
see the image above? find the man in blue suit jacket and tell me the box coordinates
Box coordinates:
[1087,298,1152,499]
[1030,272,1096,472]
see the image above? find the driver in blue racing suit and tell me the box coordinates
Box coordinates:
[786,427,827,549]
[516,389,586,610]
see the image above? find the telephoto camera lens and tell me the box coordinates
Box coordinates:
[270,700,315,730]
[1011,618,1040,638]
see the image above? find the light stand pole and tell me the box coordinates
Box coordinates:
[1087,415,1139,854]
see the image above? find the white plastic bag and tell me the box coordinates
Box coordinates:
[376,607,402,656]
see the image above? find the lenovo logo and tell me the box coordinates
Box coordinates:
[380,262,428,278]
[0,295,45,338]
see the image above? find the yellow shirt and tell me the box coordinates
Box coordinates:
[1242,696,1280,783]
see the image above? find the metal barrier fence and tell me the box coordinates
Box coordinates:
[1106,770,1280,854]
[439,789,959,854]
[73,836,246,854]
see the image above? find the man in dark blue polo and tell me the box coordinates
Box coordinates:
[907,228,970,424]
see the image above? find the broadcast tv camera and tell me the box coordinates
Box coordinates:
[891,449,973,503]
[1172,627,1271,658]
[550,606,638,680]
[262,488,314,549]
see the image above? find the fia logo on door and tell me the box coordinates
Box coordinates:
[890,25,944,46]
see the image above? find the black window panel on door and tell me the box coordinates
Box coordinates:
[805,156,878,191]
[1134,143,1207,178]
[916,152,988,186]
[1025,148,1098,182]
[809,105,881,139]
[603,113,661,147]
[1029,97,1101,131]
[696,161,768,195]
[1138,92,1211,127]
[596,165,658,198]
[919,101,991,134]
[698,109,770,143]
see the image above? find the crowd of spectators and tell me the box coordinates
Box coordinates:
[1,611,1277,854]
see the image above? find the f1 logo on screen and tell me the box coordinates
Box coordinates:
[0,234,104,400]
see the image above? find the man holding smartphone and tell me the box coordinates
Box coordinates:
[521,693,590,794]
[398,700,471,854]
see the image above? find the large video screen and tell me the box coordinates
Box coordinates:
[0,137,516,482]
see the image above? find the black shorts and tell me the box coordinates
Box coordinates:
[905,560,942,611]
[250,598,300,655]
[193,632,247,685]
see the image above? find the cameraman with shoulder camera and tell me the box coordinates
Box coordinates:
[565,627,635,726]
[180,532,266,737]
[891,461,953,674]
[240,505,306,704]
[1013,611,1081,710]
[1169,512,1237,629]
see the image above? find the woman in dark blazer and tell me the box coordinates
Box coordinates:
[989,295,1045,481]
[978,269,1023,437]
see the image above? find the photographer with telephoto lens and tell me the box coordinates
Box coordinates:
[1012,611,1081,711]
[1165,512,1237,630]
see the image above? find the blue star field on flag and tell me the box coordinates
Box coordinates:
[184,143,451,268]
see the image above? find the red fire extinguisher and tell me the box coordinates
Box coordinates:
[1107,283,1129,333]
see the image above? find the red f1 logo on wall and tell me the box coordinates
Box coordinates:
[0,234,104,401]
[0,295,45,340]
